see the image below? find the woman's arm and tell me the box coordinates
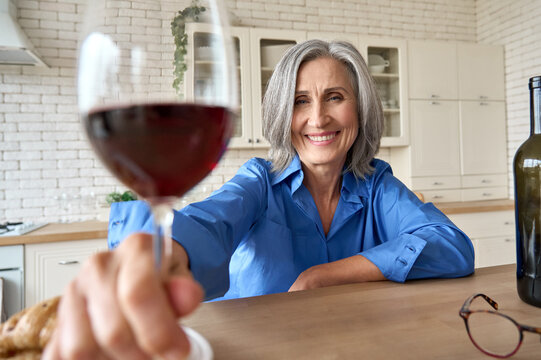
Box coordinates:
[289,254,385,292]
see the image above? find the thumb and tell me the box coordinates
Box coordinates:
[165,276,204,318]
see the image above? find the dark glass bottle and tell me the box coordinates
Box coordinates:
[514,75,541,307]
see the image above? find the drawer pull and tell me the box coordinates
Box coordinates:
[433,195,443,199]
[504,221,513,225]
[430,101,440,105]
[432,182,443,186]
[58,260,79,265]
[481,179,491,183]
[505,238,512,243]
[430,94,439,99]
[482,193,492,197]
[479,95,488,100]
[480,102,489,106]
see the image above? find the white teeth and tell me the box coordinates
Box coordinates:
[307,133,336,142]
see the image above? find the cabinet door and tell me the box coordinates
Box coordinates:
[460,101,507,175]
[457,44,505,101]
[250,28,306,148]
[185,24,253,148]
[408,40,458,100]
[410,100,460,176]
[25,239,108,307]
[360,36,409,146]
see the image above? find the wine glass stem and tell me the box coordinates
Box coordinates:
[151,201,174,277]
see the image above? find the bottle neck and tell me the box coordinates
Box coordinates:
[531,87,541,135]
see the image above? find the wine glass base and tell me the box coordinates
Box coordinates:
[182,325,213,360]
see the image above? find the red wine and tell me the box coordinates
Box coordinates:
[514,76,541,307]
[84,103,232,203]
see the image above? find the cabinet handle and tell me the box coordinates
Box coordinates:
[432,181,443,185]
[480,102,489,106]
[433,195,443,199]
[504,221,512,225]
[482,192,492,197]
[479,95,488,100]
[430,94,439,99]
[58,260,79,265]
[430,101,440,105]
[481,179,491,183]
[505,238,512,242]
[247,138,253,143]
[255,138,261,143]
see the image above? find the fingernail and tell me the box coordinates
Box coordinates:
[161,346,190,360]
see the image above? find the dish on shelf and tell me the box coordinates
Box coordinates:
[368,54,390,74]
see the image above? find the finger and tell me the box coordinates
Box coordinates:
[80,252,150,360]
[117,234,191,360]
[166,276,203,318]
[42,327,61,360]
[56,281,109,360]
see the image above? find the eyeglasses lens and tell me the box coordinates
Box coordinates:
[468,312,521,357]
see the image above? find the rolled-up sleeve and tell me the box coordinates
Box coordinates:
[360,168,475,283]
[107,159,269,300]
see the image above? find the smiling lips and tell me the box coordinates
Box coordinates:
[306,131,339,144]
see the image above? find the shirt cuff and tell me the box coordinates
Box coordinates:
[360,234,427,283]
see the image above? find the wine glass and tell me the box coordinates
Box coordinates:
[77,0,237,275]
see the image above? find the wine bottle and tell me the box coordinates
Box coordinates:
[514,75,541,307]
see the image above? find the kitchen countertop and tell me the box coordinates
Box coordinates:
[435,199,514,214]
[0,199,515,246]
[0,221,108,246]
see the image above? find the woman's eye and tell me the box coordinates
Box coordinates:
[295,98,308,105]
[328,95,342,101]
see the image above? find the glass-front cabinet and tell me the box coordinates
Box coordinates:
[359,37,409,147]
[249,28,306,148]
[186,25,408,148]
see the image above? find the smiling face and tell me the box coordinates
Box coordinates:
[291,57,359,173]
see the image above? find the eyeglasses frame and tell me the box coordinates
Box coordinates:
[459,293,541,358]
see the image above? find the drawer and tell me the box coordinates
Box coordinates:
[461,174,507,188]
[411,176,461,190]
[473,236,516,268]
[461,186,508,201]
[448,210,514,238]
[0,245,23,269]
[420,189,461,203]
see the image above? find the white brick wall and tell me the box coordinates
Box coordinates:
[0,0,534,223]
[476,0,541,199]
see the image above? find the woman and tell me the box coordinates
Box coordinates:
[44,40,474,359]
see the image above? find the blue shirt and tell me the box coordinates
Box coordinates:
[108,157,474,301]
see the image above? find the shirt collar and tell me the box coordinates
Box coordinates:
[271,155,369,202]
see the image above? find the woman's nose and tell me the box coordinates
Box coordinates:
[307,101,329,128]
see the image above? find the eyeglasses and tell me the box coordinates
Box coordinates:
[459,293,541,358]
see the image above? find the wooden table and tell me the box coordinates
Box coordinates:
[183,265,541,359]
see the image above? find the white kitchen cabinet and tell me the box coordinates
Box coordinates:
[360,37,409,146]
[408,40,458,100]
[409,100,460,177]
[457,43,505,101]
[186,25,305,148]
[186,26,410,148]
[250,28,306,148]
[448,210,515,268]
[460,101,507,175]
[392,41,507,202]
[24,239,108,307]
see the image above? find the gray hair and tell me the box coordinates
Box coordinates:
[262,39,384,179]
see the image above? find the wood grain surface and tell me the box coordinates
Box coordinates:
[183,265,540,359]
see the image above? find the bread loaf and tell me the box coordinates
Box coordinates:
[0,297,59,360]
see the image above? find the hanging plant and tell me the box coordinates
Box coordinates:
[171,0,206,96]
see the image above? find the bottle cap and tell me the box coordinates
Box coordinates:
[530,76,541,90]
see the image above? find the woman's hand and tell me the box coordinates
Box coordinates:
[42,233,203,360]
[289,255,386,292]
